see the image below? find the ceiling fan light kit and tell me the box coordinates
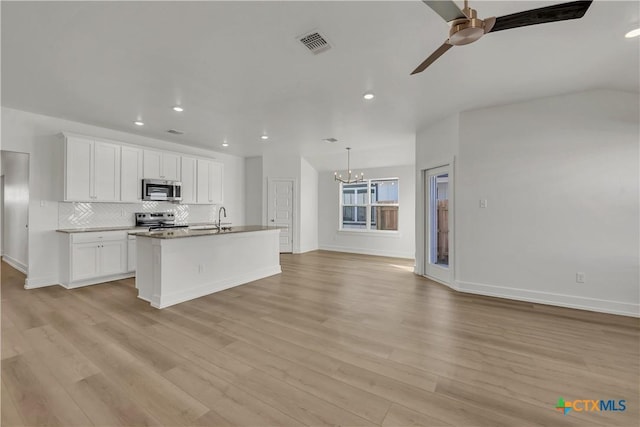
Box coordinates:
[412,0,593,74]
[448,6,487,45]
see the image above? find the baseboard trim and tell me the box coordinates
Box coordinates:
[318,245,414,260]
[24,276,60,289]
[422,273,453,288]
[62,272,136,289]
[455,280,640,318]
[151,265,282,309]
[2,255,27,275]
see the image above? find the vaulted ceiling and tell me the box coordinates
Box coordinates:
[2,1,638,169]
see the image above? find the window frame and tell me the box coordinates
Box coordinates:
[338,177,400,234]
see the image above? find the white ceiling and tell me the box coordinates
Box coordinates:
[2,1,638,170]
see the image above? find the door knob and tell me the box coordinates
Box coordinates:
[270,219,275,222]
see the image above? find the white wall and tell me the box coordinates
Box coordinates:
[1,151,29,272]
[415,90,639,316]
[244,156,263,225]
[319,164,415,259]
[299,157,318,253]
[1,107,246,287]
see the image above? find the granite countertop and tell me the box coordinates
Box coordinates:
[56,222,220,234]
[134,225,281,239]
[56,226,149,233]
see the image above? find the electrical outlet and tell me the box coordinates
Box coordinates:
[576,272,585,283]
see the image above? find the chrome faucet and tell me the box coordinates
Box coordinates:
[217,206,227,231]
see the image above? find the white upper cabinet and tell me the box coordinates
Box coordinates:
[65,136,93,201]
[143,150,181,181]
[209,161,224,204]
[196,159,224,205]
[162,153,181,181]
[143,150,161,179]
[65,135,121,202]
[121,146,143,202]
[63,133,223,204]
[180,156,197,204]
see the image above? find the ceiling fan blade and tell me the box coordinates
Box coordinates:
[411,41,453,75]
[422,0,466,22]
[488,0,593,33]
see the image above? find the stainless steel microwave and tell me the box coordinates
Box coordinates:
[142,179,182,202]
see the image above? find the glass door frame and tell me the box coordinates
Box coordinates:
[423,163,454,285]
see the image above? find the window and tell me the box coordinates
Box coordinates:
[340,178,399,231]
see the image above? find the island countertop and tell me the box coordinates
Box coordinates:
[134,225,281,239]
[56,222,220,233]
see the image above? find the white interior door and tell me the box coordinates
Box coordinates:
[425,165,452,284]
[268,179,293,253]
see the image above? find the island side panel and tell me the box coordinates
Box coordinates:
[147,229,281,308]
[135,235,156,303]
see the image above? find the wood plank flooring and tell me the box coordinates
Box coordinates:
[1,251,639,426]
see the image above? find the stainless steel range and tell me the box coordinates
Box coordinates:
[135,212,188,231]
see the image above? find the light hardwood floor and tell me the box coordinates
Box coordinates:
[1,251,639,426]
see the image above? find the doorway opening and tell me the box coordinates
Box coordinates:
[1,150,30,276]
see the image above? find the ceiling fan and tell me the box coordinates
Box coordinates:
[411,0,593,74]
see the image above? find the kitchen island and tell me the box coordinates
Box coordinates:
[135,226,281,308]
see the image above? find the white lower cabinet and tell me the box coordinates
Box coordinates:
[62,231,132,287]
[71,242,100,281]
[100,240,127,277]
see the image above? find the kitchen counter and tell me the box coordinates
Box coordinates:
[56,222,220,234]
[133,225,280,239]
[56,225,149,233]
[135,225,281,308]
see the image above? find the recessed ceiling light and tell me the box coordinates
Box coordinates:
[172,106,184,112]
[222,141,229,147]
[625,28,640,38]
[261,135,269,140]
[363,92,375,100]
[134,120,144,126]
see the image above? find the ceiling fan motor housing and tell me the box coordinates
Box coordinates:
[449,7,485,45]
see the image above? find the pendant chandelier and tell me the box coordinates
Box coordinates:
[334,147,364,184]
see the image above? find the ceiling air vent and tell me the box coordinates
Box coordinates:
[167,129,184,135]
[323,138,338,143]
[299,31,331,55]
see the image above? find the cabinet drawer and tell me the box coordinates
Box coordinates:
[71,230,127,244]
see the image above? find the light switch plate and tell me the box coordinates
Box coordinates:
[480,199,488,208]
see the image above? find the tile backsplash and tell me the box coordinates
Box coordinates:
[59,202,218,229]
